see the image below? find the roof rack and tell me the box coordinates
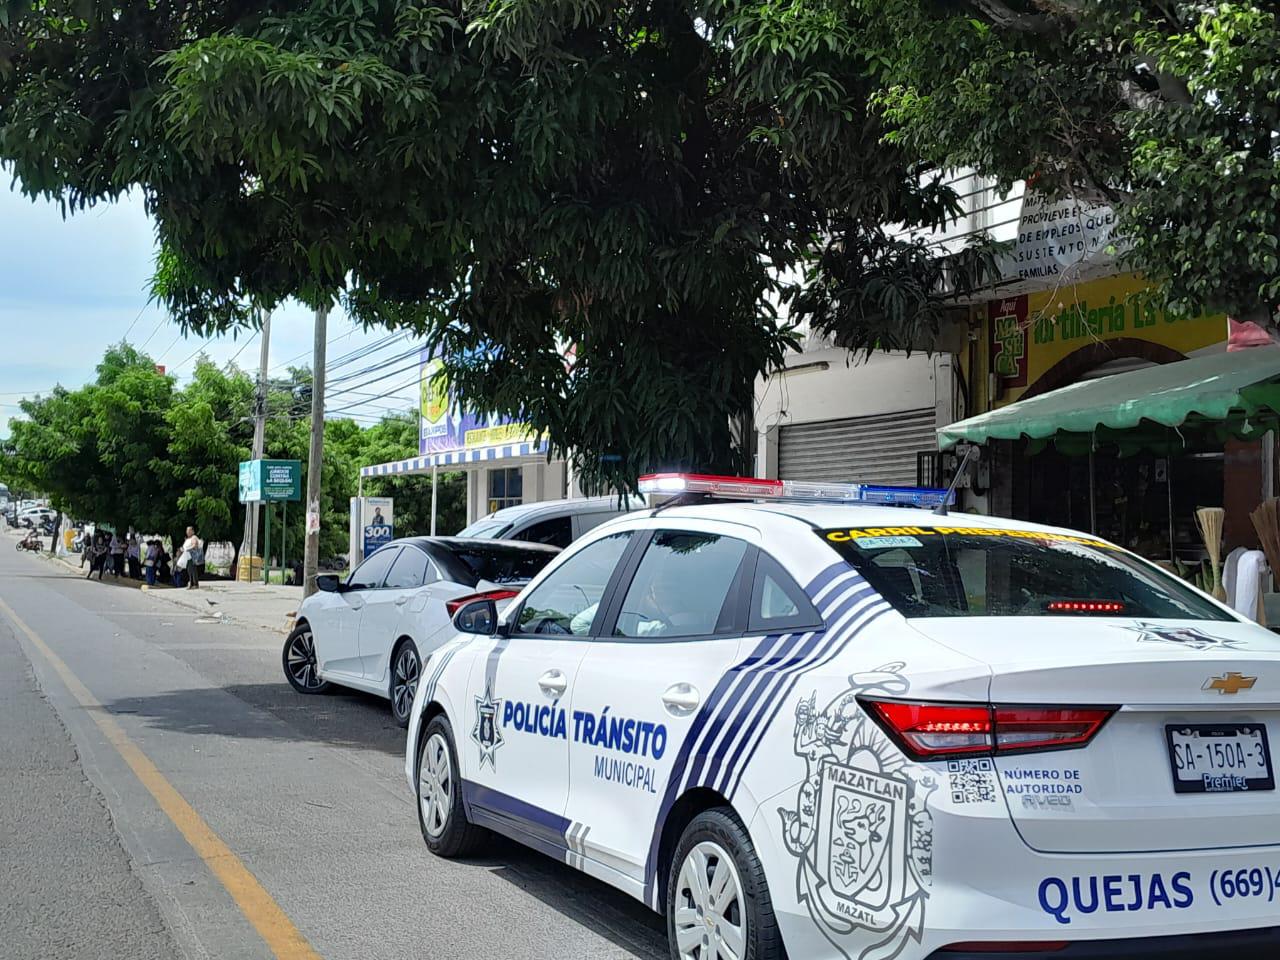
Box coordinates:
[637,473,953,509]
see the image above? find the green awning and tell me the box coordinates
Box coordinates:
[938,346,1280,456]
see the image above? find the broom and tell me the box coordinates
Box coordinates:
[1251,499,1280,621]
[1195,506,1227,600]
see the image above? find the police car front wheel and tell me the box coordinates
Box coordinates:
[417,715,484,857]
[667,809,784,960]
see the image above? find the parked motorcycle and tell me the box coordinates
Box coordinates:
[16,530,42,552]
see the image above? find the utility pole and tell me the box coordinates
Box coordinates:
[302,305,328,598]
[240,311,272,579]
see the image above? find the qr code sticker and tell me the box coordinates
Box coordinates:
[947,757,996,804]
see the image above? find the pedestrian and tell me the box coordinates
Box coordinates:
[179,526,204,590]
[143,539,160,587]
[86,534,108,581]
[109,532,125,578]
[157,543,172,585]
[126,533,142,580]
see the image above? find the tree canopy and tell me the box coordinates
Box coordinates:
[0,345,465,564]
[0,0,998,491]
[862,0,1280,328]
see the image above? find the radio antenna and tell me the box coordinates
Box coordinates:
[934,446,979,516]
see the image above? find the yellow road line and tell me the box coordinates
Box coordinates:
[0,596,323,960]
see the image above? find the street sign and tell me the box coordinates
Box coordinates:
[238,459,302,503]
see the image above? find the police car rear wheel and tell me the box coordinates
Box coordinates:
[417,716,484,857]
[668,809,784,960]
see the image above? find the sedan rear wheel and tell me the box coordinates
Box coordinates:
[390,639,421,728]
[282,624,330,694]
[417,715,485,857]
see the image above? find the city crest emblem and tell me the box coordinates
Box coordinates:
[779,663,936,960]
[818,762,907,912]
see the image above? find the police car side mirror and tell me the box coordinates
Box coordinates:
[453,598,500,636]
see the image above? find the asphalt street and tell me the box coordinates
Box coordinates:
[0,541,665,960]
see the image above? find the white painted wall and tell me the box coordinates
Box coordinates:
[753,348,953,479]
[466,459,569,524]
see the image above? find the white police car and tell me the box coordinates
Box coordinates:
[405,473,1280,959]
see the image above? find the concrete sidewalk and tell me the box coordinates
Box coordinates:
[7,528,301,635]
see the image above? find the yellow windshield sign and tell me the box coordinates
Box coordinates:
[822,526,1117,550]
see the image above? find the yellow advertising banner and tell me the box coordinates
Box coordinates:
[988,273,1227,405]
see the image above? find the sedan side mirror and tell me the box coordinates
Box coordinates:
[453,598,500,636]
[315,573,342,593]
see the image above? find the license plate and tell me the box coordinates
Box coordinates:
[1166,724,1274,794]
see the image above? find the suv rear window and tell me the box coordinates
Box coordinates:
[820,526,1232,621]
[443,542,559,586]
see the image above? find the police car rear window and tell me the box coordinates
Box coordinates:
[819,526,1232,621]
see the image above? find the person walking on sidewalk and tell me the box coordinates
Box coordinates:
[180,526,204,590]
[126,534,142,580]
[109,532,125,578]
[143,539,160,587]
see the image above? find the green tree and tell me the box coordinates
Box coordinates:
[1,344,178,539]
[858,1,1280,330]
[0,0,998,492]
[357,413,466,536]
[159,358,256,561]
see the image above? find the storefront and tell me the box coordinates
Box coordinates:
[754,346,955,485]
[359,348,574,532]
[942,342,1280,606]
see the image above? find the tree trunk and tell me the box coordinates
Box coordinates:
[48,511,62,556]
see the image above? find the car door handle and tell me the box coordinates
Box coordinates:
[350,600,365,611]
[662,683,700,716]
[394,596,409,606]
[538,670,568,698]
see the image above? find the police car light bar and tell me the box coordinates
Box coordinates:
[637,473,954,508]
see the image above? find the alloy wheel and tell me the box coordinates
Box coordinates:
[392,646,421,719]
[419,732,452,839]
[286,629,323,690]
[673,840,746,960]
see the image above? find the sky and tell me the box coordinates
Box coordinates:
[0,179,422,438]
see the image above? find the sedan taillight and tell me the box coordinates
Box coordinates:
[860,698,1116,760]
[445,588,521,617]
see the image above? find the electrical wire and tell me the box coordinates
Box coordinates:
[225,330,261,366]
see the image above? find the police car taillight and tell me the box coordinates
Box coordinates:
[861,699,1116,759]
[637,473,953,507]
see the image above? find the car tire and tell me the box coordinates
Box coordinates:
[282,623,331,695]
[389,638,421,728]
[417,715,484,858]
[667,808,785,960]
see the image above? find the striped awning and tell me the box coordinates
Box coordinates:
[360,439,550,478]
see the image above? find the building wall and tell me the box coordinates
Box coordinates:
[466,459,568,524]
[754,348,950,480]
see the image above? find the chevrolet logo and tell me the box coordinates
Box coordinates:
[1203,672,1258,695]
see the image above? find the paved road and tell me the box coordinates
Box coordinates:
[0,541,665,960]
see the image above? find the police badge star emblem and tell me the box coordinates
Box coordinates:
[471,687,504,769]
[778,663,936,960]
[1122,621,1240,651]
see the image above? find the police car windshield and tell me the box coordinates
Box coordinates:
[820,526,1232,621]
[457,518,512,539]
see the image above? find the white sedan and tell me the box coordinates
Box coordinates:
[283,537,560,725]
[406,473,1280,960]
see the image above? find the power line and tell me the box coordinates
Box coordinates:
[225,330,261,366]
[121,302,150,342]
[137,315,169,350]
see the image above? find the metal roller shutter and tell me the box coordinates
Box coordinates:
[778,408,937,486]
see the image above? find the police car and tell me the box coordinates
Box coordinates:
[405,473,1280,959]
